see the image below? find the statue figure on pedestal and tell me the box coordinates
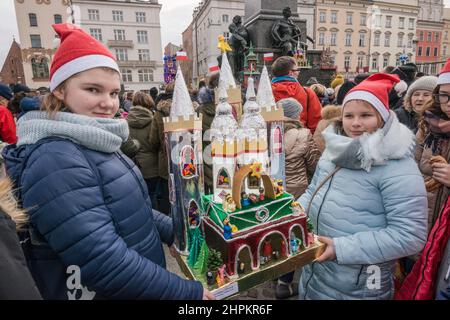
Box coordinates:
[229,15,250,78]
[271,7,303,57]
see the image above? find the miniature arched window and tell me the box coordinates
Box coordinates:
[180,145,196,178]
[188,200,200,228]
[217,168,231,189]
[272,126,282,154]
[247,175,261,189]
[31,57,49,79]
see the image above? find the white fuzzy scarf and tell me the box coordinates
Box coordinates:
[321,111,415,172]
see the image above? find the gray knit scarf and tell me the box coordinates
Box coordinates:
[17,111,129,153]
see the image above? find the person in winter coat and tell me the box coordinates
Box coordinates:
[395,76,437,133]
[313,104,342,153]
[0,159,42,300]
[0,83,17,144]
[297,73,428,300]
[275,97,321,299]
[197,71,220,194]
[126,91,159,209]
[271,56,322,133]
[149,82,174,215]
[416,61,450,232]
[18,96,41,119]
[2,24,213,300]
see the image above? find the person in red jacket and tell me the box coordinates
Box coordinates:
[271,56,322,133]
[0,83,17,144]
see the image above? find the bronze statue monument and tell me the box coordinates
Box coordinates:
[271,7,304,57]
[229,15,250,79]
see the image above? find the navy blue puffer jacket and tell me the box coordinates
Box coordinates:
[3,138,203,299]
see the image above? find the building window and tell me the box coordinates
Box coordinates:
[344,56,351,69]
[223,32,230,41]
[408,35,413,48]
[345,33,352,46]
[319,32,325,46]
[375,15,381,28]
[114,29,126,41]
[319,11,326,23]
[431,64,436,75]
[420,31,424,41]
[423,64,429,75]
[397,34,404,47]
[222,14,229,23]
[136,12,146,23]
[88,9,100,21]
[399,17,405,29]
[346,13,353,25]
[372,56,378,70]
[138,69,154,82]
[121,69,132,82]
[30,34,42,48]
[445,31,448,41]
[360,14,366,26]
[386,16,392,28]
[418,46,423,56]
[383,56,389,68]
[444,45,447,57]
[54,14,62,24]
[29,13,37,27]
[374,33,380,46]
[428,32,432,42]
[137,30,148,44]
[331,12,337,24]
[384,33,391,47]
[435,33,440,42]
[138,49,150,61]
[434,47,439,57]
[359,33,365,47]
[409,18,415,29]
[31,57,49,79]
[331,32,337,46]
[113,10,123,22]
[115,49,128,61]
[426,47,431,56]
[357,55,364,68]
[89,28,102,41]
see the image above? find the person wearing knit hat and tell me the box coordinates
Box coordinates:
[330,74,344,89]
[295,72,427,300]
[2,23,212,300]
[278,97,303,119]
[397,59,450,300]
[0,83,12,101]
[394,76,438,133]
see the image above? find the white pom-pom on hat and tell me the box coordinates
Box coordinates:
[394,80,408,96]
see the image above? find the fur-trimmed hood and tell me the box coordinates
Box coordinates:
[156,98,171,116]
[322,111,415,171]
[321,105,342,120]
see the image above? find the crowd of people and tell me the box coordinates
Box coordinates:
[0,23,449,300]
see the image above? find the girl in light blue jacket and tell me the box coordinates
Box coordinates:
[297,73,428,300]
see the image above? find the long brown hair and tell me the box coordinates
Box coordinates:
[417,85,444,142]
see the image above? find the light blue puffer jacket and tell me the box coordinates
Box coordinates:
[297,113,428,300]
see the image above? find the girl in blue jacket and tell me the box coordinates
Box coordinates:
[3,24,213,300]
[297,73,428,299]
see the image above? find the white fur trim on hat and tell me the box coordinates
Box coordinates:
[50,54,119,91]
[343,90,389,122]
[437,72,450,85]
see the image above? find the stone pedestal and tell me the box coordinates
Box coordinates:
[243,0,307,60]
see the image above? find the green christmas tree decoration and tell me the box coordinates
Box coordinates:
[207,248,223,272]
[188,227,204,267]
[306,217,314,233]
[193,241,210,274]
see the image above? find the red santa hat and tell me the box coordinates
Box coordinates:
[50,23,119,92]
[437,58,450,85]
[342,73,400,122]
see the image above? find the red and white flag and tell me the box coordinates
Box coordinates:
[208,63,220,73]
[176,51,188,61]
[263,53,274,62]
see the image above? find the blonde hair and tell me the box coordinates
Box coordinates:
[0,177,28,231]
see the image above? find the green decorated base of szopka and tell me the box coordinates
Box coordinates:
[201,192,294,232]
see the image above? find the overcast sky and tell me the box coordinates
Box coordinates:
[1,0,450,66]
